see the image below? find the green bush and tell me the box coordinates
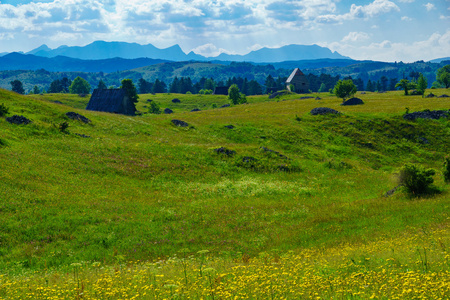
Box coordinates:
[444,156,450,183]
[0,103,9,116]
[148,101,161,114]
[399,163,436,195]
[59,121,69,133]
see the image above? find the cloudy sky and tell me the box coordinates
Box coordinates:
[0,0,448,62]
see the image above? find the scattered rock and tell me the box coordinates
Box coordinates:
[146,99,153,102]
[425,93,435,98]
[260,146,289,159]
[220,104,230,108]
[310,107,341,116]
[164,108,173,114]
[360,91,366,94]
[418,137,429,144]
[66,112,91,123]
[403,109,450,120]
[224,125,235,129]
[341,97,364,106]
[300,96,314,99]
[53,100,63,104]
[172,98,181,103]
[171,119,189,127]
[315,97,321,100]
[214,147,236,156]
[438,94,449,98]
[75,133,91,138]
[190,108,201,112]
[6,115,32,125]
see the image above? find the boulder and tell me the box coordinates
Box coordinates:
[190,108,201,112]
[6,115,32,125]
[310,107,341,115]
[224,125,235,129]
[438,94,449,98]
[164,108,173,114]
[341,97,364,106]
[172,98,181,103]
[220,104,230,108]
[425,93,435,98]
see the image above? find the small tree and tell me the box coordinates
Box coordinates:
[228,84,241,105]
[399,163,436,195]
[416,74,427,96]
[436,65,450,88]
[333,79,356,102]
[10,80,25,94]
[148,101,161,114]
[120,79,139,104]
[32,85,40,94]
[395,79,416,95]
[318,83,327,93]
[69,76,91,94]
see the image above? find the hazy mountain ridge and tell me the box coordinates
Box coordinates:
[24,41,349,62]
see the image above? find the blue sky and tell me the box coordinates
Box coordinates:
[0,0,448,61]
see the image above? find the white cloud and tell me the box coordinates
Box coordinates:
[401,16,412,21]
[424,3,435,11]
[191,43,233,57]
[398,0,415,3]
[341,32,370,42]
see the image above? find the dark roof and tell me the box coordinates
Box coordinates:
[86,89,135,115]
[286,68,305,83]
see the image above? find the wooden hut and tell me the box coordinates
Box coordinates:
[86,89,136,115]
[286,68,309,93]
[213,86,229,95]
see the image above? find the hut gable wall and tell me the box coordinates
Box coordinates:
[286,68,310,93]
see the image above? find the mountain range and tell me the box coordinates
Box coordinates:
[23,41,349,62]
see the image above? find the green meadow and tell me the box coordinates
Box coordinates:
[0,88,449,298]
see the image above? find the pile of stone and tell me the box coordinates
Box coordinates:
[214,147,236,156]
[310,107,341,115]
[66,112,91,123]
[341,97,364,106]
[6,115,32,125]
[191,108,201,112]
[260,146,289,159]
[172,98,181,103]
[403,110,450,121]
[164,108,173,114]
[171,119,189,127]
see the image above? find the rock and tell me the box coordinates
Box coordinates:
[438,94,449,98]
[418,137,429,144]
[310,107,341,116]
[269,91,289,99]
[403,110,450,120]
[220,104,230,108]
[172,98,181,103]
[171,119,189,127]
[384,185,402,197]
[224,125,235,129]
[6,115,32,125]
[315,97,321,100]
[75,133,91,138]
[190,108,201,112]
[53,100,63,104]
[66,112,91,123]
[425,93,435,98]
[341,97,364,106]
[360,91,366,94]
[214,147,236,156]
[300,96,314,99]
[146,99,153,102]
[164,108,173,114]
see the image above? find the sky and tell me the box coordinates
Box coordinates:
[0,0,448,62]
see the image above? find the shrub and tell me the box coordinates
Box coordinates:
[444,156,450,183]
[0,103,9,117]
[148,101,161,114]
[59,121,69,133]
[399,163,436,195]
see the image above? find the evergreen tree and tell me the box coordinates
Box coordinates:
[389,78,398,91]
[436,65,450,88]
[48,79,62,93]
[170,77,179,93]
[318,83,327,93]
[380,76,388,92]
[97,80,107,90]
[138,78,152,94]
[365,80,373,92]
[152,79,166,93]
[417,73,428,95]
[32,85,40,94]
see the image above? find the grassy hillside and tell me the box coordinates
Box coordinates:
[0,89,449,298]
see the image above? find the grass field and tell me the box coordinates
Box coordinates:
[0,88,449,299]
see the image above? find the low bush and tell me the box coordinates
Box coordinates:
[0,103,9,116]
[399,163,436,195]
